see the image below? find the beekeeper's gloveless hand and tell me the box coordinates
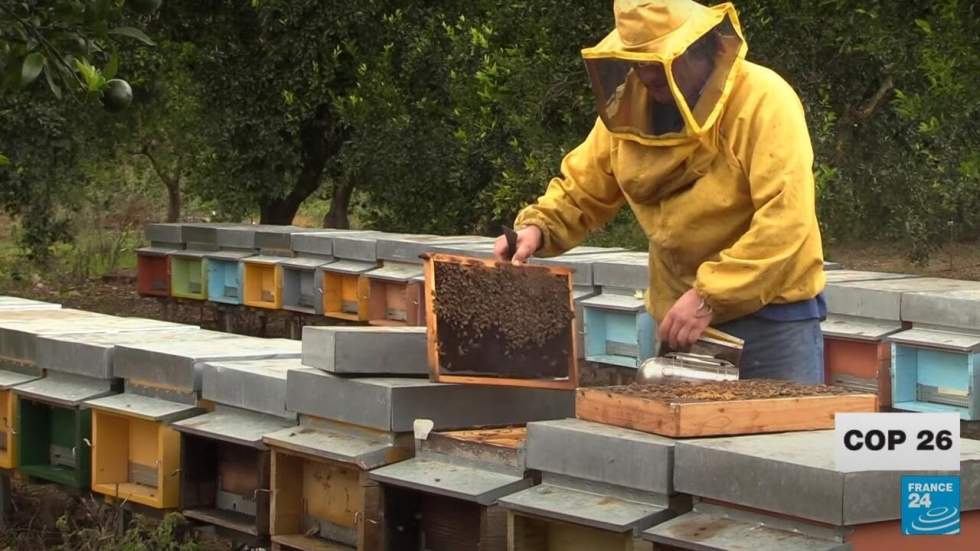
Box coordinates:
[494,225,542,265]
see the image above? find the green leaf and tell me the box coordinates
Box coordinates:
[43,63,62,99]
[0,154,9,167]
[21,52,45,87]
[104,49,119,80]
[914,19,932,34]
[74,58,105,91]
[108,27,156,46]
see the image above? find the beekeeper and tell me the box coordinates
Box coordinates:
[494,0,827,383]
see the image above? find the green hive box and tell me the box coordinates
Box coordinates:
[170,251,209,300]
[16,397,94,489]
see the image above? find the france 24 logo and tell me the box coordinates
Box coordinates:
[901,476,960,535]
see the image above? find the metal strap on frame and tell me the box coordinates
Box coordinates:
[302,514,357,547]
[831,373,880,394]
[385,307,407,322]
[215,478,258,517]
[49,445,76,469]
[605,341,638,358]
[341,300,359,315]
[128,462,159,488]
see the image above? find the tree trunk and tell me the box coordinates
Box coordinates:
[322,180,354,229]
[165,178,181,223]
[259,103,343,226]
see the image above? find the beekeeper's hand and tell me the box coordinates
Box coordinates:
[494,225,542,266]
[658,289,714,349]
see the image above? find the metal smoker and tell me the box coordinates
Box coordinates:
[638,327,744,384]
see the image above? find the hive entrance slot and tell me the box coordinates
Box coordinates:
[917,384,970,408]
[224,286,239,298]
[604,340,638,358]
[128,461,159,488]
[49,444,75,468]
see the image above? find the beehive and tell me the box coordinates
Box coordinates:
[581,254,655,368]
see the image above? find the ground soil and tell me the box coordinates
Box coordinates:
[612,379,861,403]
[433,259,574,378]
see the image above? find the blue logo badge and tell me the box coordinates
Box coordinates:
[902,475,960,535]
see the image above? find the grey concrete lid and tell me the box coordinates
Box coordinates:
[901,287,980,331]
[201,358,296,419]
[286,367,574,432]
[242,254,288,265]
[887,327,980,352]
[319,259,377,274]
[173,407,296,448]
[498,483,673,533]
[113,335,301,392]
[136,246,178,256]
[580,292,646,312]
[526,419,675,495]
[592,253,650,289]
[85,392,201,422]
[144,223,184,244]
[428,241,498,258]
[364,263,423,283]
[644,510,847,550]
[369,456,530,506]
[673,430,980,526]
[279,257,334,270]
[14,373,114,407]
[262,422,406,469]
[826,277,980,321]
[301,326,428,376]
[331,231,394,262]
[254,225,308,251]
[376,235,493,263]
[0,296,61,311]
[289,230,374,256]
[820,315,903,341]
[0,368,40,389]
[203,250,254,261]
[35,328,209,380]
[530,251,630,286]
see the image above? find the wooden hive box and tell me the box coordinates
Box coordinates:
[581,254,656,369]
[822,316,902,408]
[170,250,210,300]
[15,374,115,490]
[576,381,878,438]
[87,393,200,509]
[654,431,980,551]
[206,251,253,305]
[281,257,333,315]
[0,368,39,470]
[499,419,684,551]
[174,358,297,543]
[889,328,980,419]
[242,256,285,310]
[136,248,174,298]
[423,254,578,390]
[370,427,530,551]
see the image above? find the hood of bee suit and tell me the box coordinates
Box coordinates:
[582,1,747,145]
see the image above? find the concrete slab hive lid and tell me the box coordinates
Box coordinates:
[181,223,242,247]
[823,261,843,271]
[201,358,296,419]
[85,391,202,422]
[580,292,646,312]
[824,270,917,284]
[214,225,262,250]
[301,326,428,376]
[0,296,61,311]
[242,254,289,266]
[0,311,188,365]
[286,367,574,432]
[826,277,980,321]
[820,314,903,341]
[279,256,334,270]
[319,259,377,275]
[144,223,185,245]
[532,251,637,287]
[171,248,212,259]
[113,335,301,394]
[203,250,254,261]
[290,229,375,257]
[498,482,675,533]
[0,368,40,389]
[36,328,211,381]
[13,372,114,407]
[673,430,980,526]
[262,420,409,469]
[136,246,178,256]
[901,286,980,331]
[592,253,650,290]
[173,407,296,448]
[525,418,675,495]
[363,263,423,283]
[887,326,980,352]
[369,456,530,506]
[331,231,393,262]
[376,235,494,264]
[428,240,498,259]
[254,225,307,252]
[644,509,849,550]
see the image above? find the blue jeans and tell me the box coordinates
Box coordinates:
[714,317,825,384]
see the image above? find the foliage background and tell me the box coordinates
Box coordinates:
[1,0,977,266]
